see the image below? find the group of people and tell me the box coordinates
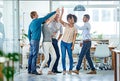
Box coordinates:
[27,7,96,75]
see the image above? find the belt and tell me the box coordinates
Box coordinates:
[83,39,91,42]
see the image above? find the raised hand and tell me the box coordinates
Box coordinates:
[56,8,60,14]
[61,7,64,14]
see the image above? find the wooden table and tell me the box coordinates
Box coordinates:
[83,45,116,70]
[112,49,120,81]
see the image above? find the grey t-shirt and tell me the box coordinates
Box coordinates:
[42,23,52,42]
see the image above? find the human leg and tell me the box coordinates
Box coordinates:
[52,38,60,72]
[61,41,67,72]
[66,43,73,71]
[31,40,39,73]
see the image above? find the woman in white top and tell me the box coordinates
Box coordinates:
[38,16,57,75]
[59,7,77,75]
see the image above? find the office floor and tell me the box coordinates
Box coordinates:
[14,68,114,81]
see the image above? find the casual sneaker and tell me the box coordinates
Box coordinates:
[87,70,97,74]
[38,70,43,75]
[31,72,42,75]
[48,71,56,75]
[72,70,79,74]
[63,71,66,75]
[67,70,72,74]
[53,70,62,73]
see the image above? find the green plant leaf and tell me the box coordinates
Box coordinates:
[2,66,14,79]
[0,50,4,57]
[12,53,20,62]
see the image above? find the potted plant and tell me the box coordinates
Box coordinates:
[0,50,20,81]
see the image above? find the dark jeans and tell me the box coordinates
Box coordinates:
[28,40,39,73]
[47,38,60,71]
[76,41,95,71]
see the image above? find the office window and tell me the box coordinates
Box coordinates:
[52,1,119,38]
[92,10,99,22]
[102,10,111,21]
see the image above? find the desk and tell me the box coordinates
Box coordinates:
[83,45,116,70]
[112,50,120,81]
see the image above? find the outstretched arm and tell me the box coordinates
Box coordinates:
[39,8,59,23]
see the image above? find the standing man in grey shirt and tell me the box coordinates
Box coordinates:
[48,13,63,73]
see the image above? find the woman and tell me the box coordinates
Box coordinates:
[38,16,57,75]
[59,7,77,75]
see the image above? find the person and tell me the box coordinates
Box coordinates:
[38,17,57,75]
[28,9,58,75]
[59,7,77,75]
[73,14,97,74]
[0,12,5,51]
[47,13,63,73]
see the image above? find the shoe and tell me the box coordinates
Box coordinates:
[38,70,43,75]
[53,70,62,73]
[87,70,97,74]
[48,71,56,75]
[63,71,66,75]
[72,70,79,74]
[28,72,31,74]
[44,64,48,68]
[32,72,42,75]
[67,70,72,75]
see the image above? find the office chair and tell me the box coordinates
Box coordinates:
[94,44,111,70]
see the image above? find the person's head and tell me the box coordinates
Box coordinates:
[30,11,38,19]
[83,14,90,22]
[54,13,59,21]
[0,12,2,19]
[72,14,77,23]
[67,14,77,24]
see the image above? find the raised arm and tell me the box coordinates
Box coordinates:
[38,8,59,23]
[59,7,68,27]
[46,14,56,25]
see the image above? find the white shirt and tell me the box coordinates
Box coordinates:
[48,21,63,39]
[75,22,91,41]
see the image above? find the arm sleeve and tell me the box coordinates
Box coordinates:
[38,11,56,23]
[75,24,88,30]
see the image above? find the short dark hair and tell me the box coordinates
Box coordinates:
[84,14,90,20]
[67,14,73,21]
[30,11,37,19]
[67,14,77,23]
[72,14,77,23]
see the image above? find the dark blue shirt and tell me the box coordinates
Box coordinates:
[28,11,56,41]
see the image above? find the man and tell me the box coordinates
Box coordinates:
[48,13,63,73]
[28,9,58,75]
[0,12,5,51]
[73,14,96,74]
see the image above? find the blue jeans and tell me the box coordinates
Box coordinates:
[47,38,60,71]
[76,41,95,71]
[61,41,73,71]
[28,40,39,73]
